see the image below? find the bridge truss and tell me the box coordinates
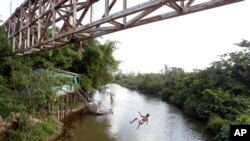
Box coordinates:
[4,0,242,55]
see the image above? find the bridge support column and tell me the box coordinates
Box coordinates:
[57,97,60,120]
[47,101,51,121]
[18,11,22,50]
[64,94,68,117]
[105,0,109,17]
[123,0,127,24]
[59,96,63,120]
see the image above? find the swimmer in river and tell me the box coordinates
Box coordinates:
[130,112,149,129]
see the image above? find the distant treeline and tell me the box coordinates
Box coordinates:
[115,40,250,141]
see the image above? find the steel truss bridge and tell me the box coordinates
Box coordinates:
[3,0,242,55]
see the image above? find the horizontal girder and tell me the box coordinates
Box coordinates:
[4,0,243,55]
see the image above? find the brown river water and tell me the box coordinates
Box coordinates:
[62,84,211,141]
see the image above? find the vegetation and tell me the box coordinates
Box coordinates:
[6,117,58,141]
[1,11,249,140]
[115,40,250,141]
[68,39,119,93]
[0,25,118,140]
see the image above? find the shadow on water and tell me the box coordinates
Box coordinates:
[62,84,212,141]
[63,114,116,141]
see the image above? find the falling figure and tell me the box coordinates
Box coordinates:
[130,112,149,129]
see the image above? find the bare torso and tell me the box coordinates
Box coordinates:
[140,116,148,123]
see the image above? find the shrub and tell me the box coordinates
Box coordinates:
[6,120,58,141]
[207,115,229,141]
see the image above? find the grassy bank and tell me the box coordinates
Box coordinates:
[7,119,59,141]
[1,103,89,141]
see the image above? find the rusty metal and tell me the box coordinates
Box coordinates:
[3,0,243,55]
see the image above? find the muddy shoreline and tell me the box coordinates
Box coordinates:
[48,105,91,141]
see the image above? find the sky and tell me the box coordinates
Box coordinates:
[1,0,250,73]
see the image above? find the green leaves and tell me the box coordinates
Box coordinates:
[6,119,58,141]
[115,39,250,141]
[80,74,93,93]
[196,89,230,119]
[69,39,119,91]
[0,26,12,55]
[207,115,230,141]
[0,24,119,141]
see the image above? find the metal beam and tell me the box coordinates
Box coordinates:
[3,0,243,55]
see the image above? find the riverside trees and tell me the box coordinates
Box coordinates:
[115,40,250,141]
[0,25,119,140]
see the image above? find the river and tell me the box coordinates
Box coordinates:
[63,84,211,141]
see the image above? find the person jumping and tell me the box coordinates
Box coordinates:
[130,112,149,129]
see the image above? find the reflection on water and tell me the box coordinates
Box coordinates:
[63,84,211,141]
[63,115,116,141]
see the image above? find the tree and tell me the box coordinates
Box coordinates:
[115,39,250,141]
[69,39,119,92]
[0,15,3,23]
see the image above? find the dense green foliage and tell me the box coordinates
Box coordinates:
[69,39,119,92]
[115,40,250,141]
[6,114,59,141]
[0,25,118,140]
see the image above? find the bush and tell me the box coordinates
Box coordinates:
[0,95,27,118]
[207,116,226,134]
[6,120,58,141]
[196,89,230,119]
[159,87,174,100]
[235,113,250,124]
[80,74,93,93]
[207,115,229,141]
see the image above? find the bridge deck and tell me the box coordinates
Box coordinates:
[4,0,243,55]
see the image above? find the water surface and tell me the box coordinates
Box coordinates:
[63,84,211,141]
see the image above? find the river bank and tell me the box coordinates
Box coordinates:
[47,104,91,141]
[115,64,250,141]
[0,101,89,141]
[0,116,12,140]
[59,84,211,141]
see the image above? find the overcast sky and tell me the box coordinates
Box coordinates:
[1,0,249,73]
